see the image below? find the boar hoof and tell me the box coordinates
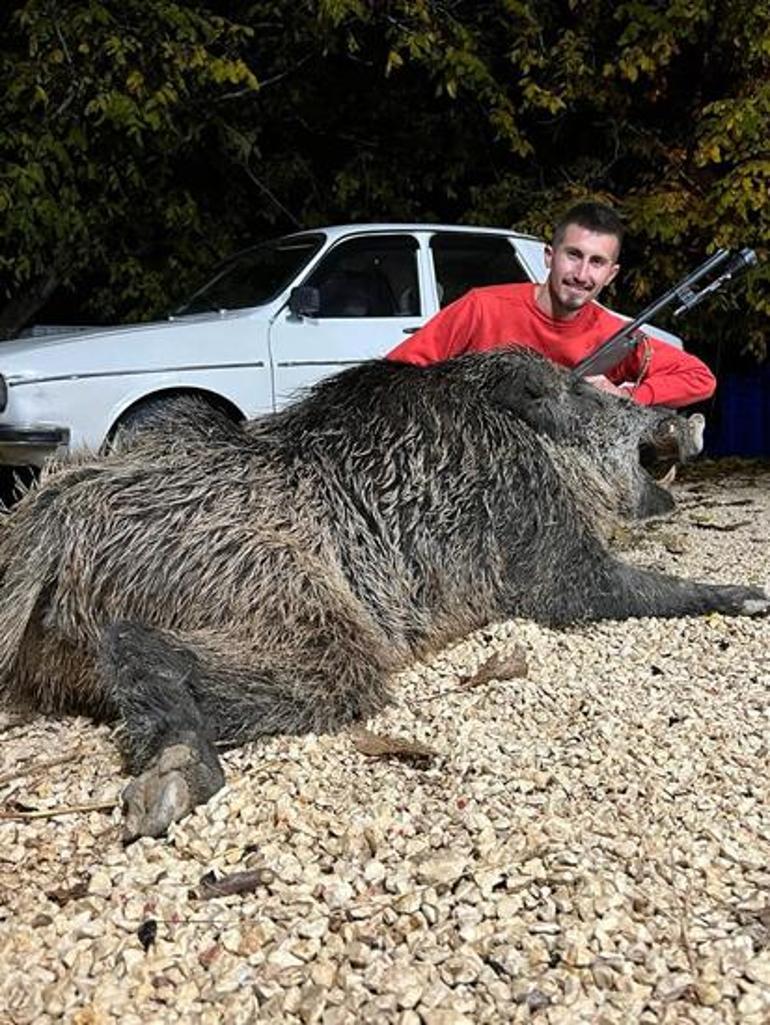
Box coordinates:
[711,585,770,617]
[122,734,225,843]
[740,589,770,616]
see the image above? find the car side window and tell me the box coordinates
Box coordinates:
[431,234,530,308]
[304,235,420,318]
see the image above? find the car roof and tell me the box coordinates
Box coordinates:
[278,223,542,243]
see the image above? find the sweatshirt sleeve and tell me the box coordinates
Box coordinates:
[610,336,716,408]
[386,291,481,365]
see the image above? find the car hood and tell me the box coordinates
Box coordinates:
[0,310,261,385]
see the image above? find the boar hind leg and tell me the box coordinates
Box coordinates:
[100,622,226,843]
[100,614,390,842]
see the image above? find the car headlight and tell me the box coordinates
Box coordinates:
[0,374,6,413]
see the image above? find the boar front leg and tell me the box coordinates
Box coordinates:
[517,532,770,625]
[562,546,770,623]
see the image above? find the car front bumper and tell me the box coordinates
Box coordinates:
[0,424,70,466]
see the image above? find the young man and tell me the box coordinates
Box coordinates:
[387,203,716,408]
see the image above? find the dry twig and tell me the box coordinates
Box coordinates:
[0,750,82,787]
[0,799,116,821]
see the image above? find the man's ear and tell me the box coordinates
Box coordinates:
[605,262,620,286]
[543,244,553,271]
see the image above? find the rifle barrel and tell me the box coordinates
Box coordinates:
[570,248,733,381]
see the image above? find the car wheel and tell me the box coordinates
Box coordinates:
[108,394,241,453]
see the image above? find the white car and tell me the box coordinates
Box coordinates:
[0,223,682,466]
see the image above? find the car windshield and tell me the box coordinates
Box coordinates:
[171,233,325,316]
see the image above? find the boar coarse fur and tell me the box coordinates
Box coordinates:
[0,349,766,840]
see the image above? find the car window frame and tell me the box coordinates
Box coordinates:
[428,232,533,309]
[298,232,423,320]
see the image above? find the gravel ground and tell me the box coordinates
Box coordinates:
[1,459,769,1025]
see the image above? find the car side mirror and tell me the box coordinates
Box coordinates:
[288,286,321,318]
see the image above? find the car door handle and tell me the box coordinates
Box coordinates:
[402,327,420,334]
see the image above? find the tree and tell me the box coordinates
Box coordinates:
[1,0,767,360]
[0,1,258,333]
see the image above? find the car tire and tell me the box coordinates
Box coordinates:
[108,393,241,453]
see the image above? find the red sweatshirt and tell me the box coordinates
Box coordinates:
[387,283,716,408]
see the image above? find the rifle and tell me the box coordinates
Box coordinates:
[569,247,757,382]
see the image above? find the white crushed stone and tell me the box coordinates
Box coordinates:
[1,459,769,1024]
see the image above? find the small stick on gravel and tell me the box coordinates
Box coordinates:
[691,497,754,509]
[0,713,35,734]
[0,750,82,787]
[669,851,698,976]
[0,799,117,820]
[688,518,752,532]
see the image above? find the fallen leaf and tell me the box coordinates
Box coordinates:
[735,904,770,929]
[46,878,90,906]
[351,728,437,762]
[196,868,274,900]
[137,919,157,951]
[198,942,221,968]
[461,647,529,689]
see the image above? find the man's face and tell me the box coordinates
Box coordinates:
[544,224,620,317]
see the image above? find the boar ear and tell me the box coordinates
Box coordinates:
[489,373,551,415]
[488,374,565,440]
[486,349,565,417]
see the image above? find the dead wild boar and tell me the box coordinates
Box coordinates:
[0,349,765,840]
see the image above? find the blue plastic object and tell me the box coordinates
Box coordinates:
[704,368,770,457]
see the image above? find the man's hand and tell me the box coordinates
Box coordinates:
[584,374,633,398]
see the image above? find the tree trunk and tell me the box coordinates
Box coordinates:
[0,271,60,340]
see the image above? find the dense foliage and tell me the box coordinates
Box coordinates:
[1,0,767,360]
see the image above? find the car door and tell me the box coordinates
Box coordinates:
[268,233,425,408]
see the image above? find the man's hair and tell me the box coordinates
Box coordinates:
[552,202,624,253]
